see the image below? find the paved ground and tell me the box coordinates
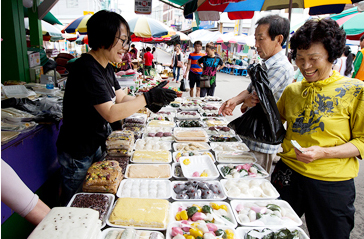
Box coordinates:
[156,48,364,238]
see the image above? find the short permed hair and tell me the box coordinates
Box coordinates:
[290,18,346,63]
[87,10,130,51]
[194,41,202,47]
[256,15,290,47]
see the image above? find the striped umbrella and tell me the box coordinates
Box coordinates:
[61,14,92,35]
[128,16,168,38]
[24,18,63,41]
[330,7,364,40]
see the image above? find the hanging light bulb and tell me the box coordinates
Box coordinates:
[23,0,33,8]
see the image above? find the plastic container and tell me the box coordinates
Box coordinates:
[179,155,219,180]
[147,120,175,128]
[209,135,242,143]
[230,199,303,227]
[46,76,54,89]
[217,163,268,179]
[173,142,210,152]
[173,151,215,163]
[216,151,257,163]
[100,228,165,239]
[202,117,229,127]
[171,163,185,179]
[170,201,237,228]
[204,127,236,136]
[125,113,147,125]
[166,222,236,239]
[1,108,36,122]
[173,128,208,142]
[176,119,205,128]
[67,192,115,229]
[143,127,174,141]
[124,164,172,179]
[235,226,309,239]
[116,179,171,199]
[171,180,226,201]
[210,142,250,152]
[220,179,280,200]
[175,111,201,120]
[134,139,172,151]
[131,150,172,164]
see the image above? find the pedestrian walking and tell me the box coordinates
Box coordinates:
[170,44,183,83]
[333,46,354,77]
[143,47,153,76]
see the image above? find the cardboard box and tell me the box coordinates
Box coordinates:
[27,51,40,68]
[29,66,43,83]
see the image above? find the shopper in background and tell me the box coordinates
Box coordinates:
[333,46,354,77]
[120,51,133,71]
[152,47,158,65]
[183,40,205,97]
[219,15,294,174]
[143,47,154,76]
[170,44,183,83]
[129,44,138,59]
[1,159,51,225]
[352,34,364,80]
[271,18,364,239]
[56,10,176,205]
[198,42,224,97]
[139,48,145,60]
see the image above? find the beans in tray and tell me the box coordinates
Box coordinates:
[70,193,110,221]
[179,120,203,127]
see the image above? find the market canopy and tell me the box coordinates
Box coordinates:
[330,7,364,40]
[23,7,62,25]
[24,17,63,41]
[128,16,169,38]
[188,29,223,45]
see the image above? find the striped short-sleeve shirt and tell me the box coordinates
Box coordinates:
[188,52,206,75]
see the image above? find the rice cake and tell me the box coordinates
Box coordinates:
[127,164,170,179]
[109,198,169,228]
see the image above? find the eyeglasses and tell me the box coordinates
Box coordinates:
[116,36,130,47]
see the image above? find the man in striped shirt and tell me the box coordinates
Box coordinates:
[184,41,206,97]
[219,15,294,174]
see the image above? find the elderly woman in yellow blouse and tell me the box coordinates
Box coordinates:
[271,18,364,239]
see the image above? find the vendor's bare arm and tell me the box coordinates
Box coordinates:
[115,88,136,103]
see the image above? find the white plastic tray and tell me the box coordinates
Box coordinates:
[179,105,200,111]
[147,120,175,128]
[106,200,171,231]
[116,179,171,199]
[67,192,115,229]
[210,142,250,152]
[171,163,185,179]
[202,117,229,127]
[2,85,32,98]
[176,120,205,128]
[134,139,172,151]
[143,127,174,141]
[180,155,219,180]
[175,111,201,120]
[170,201,237,228]
[217,163,269,179]
[216,151,257,163]
[235,226,309,239]
[173,128,208,142]
[230,199,303,227]
[220,179,280,200]
[166,222,236,239]
[124,164,172,180]
[171,180,226,201]
[204,127,236,136]
[173,151,215,163]
[209,135,242,143]
[100,228,165,239]
[131,150,172,164]
[173,142,211,152]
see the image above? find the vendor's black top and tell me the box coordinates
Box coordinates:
[57,53,121,158]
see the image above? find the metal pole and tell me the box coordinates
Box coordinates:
[286,0,293,56]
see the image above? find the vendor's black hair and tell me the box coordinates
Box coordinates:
[290,18,346,63]
[256,15,290,46]
[87,10,130,51]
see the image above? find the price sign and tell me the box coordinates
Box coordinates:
[135,0,152,14]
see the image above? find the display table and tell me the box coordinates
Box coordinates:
[1,121,62,224]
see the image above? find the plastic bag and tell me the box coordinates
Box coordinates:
[228,64,286,145]
[180,78,186,92]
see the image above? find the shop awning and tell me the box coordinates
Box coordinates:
[24,7,62,25]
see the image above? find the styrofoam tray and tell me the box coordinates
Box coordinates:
[210,142,250,152]
[134,139,172,151]
[147,116,174,122]
[235,226,309,239]
[180,155,219,180]
[173,151,215,163]
[202,117,229,127]
[149,111,176,118]
[106,200,171,230]
[143,127,174,141]
[171,163,185,179]
[176,120,205,128]
[100,228,165,239]
[216,151,257,163]
[173,142,211,152]
[230,199,303,227]
[220,179,280,200]
[175,111,201,120]
[131,150,172,164]
[171,180,226,201]
[124,164,172,180]
[209,135,242,143]
[170,201,237,228]
[166,222,235,239]
[179,105,200,111]
[67,192,115,229]
[204,127,236,136]
[217,163,268,179]
[116,179,171,199]
[147,120,175,128]
[173,128,208,142]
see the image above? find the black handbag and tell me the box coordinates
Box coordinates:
[180,78,186,91]
[228,64,286,145]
